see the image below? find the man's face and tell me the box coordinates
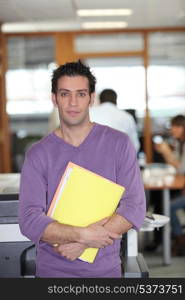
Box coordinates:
[52,75,94,127]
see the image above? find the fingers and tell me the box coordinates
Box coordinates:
[102,238,113,247]
[94,217,110,226]
[53,247,73,260]
[108,231,121,240]
[98,232,121,248]
[53,244,83,261]
[53,244,65,255]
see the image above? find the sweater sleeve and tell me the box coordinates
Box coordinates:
[115,135,146,230]
[18,148,54,244]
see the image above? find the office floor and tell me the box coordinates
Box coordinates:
[144,250,185,278]
[139,231,185,278]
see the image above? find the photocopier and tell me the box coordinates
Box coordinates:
[0,174,35,277]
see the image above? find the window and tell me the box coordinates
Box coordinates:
[86,57,145,116]
[148,32,185,118]
[6,36,56,115]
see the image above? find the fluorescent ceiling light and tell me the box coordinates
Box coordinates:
[77,9,132,17]
[2,21,81,32]
[81,21,128,29]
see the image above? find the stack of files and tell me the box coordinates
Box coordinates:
[47,162,125,263]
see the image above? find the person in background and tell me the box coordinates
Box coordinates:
[19,60,146,278]
[154,114,185,174]
[155,114,185,255]
[89,89,140,153]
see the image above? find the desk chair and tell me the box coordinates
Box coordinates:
[21,244,36,277]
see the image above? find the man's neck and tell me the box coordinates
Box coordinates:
[55,121,94,147]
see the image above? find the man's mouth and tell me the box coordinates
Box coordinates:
[67,111,80,117]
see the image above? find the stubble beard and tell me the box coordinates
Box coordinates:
[59,111,90,128]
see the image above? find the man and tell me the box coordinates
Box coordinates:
[19,60,146,278]
[89,89,140,152]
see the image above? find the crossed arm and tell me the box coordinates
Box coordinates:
[41,214,132,261]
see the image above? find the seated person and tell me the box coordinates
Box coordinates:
[156,115,185,254]
[154,115,185,174]
[145,115,185,252]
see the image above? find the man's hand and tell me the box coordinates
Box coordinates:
[54,242,87,261]
[80,217,120,248]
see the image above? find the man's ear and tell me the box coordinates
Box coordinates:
[52,93,58,107]
[89,92,95,107]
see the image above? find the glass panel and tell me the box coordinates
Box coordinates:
[86,57,145,126]
[149,33,185,66]
[148,32,185,120]
[75,33,143,53]
[6,36,56,115]
[6,36,56,172]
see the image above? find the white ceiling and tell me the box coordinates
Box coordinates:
[0,0,185,32]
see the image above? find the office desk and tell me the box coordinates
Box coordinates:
[144,174,185,265]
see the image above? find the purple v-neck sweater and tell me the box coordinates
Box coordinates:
[19,123,146,277]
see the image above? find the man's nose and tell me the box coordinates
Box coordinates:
[69,94,78,106]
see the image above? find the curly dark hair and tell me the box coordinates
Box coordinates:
[51,60,96,95]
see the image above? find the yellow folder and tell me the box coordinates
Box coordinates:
[47,162,125,263]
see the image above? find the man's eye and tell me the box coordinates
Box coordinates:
[61,92,68,97]
[78,92,86,97]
